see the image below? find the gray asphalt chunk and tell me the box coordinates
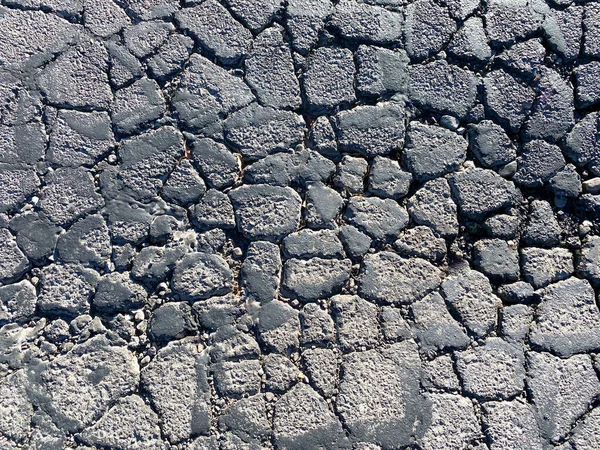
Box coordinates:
[368,156,412,199]
[404,0,456,61]
[241,241,281,304]
[173,53,254,131]
[344,196,409,241]
[456,337,525,401]
[336,102,406,157]
[124,20,173,58]
[112,77,165,134]
[334,155,368,194]
[543,5,583,63]
[394,226,446,263]
[0,280,36,324]
[496,38,546,78]
[564,112,600,176]
[224,105,304,161]
[523,67,574,142]
[358,251,442,305]
[305,182,344,229]
[441,269,500,338]
[520,247,573,289]
[484,0,544,46]
[225,0,283,32]
[47,110,115,168]
[38,40,112,109]
[449,168,518,220]
[303,46,356,112]
[55,214,111,267]
[285,0,333,55]
[162,160,206,207]
[583,2,600,58]
[40,167,104,226]
[274,383,350,450]
[530,277,600,357]
[522,200,561,247]
[483,69,536,133]
[515,140,565,188]
[331,294,380,352]
[420,392,481,449]
[473,238,520,282]
[192,189,236,231]
[447,16,492,62]
[78,395,163,450]
[148,34,194,80]
[337,341,423,448]
[83,0,130,38]
[411,292,469,353]
[176,0,252,65]
[93,271,147,314]
[575,61,600,108]
[141,341,211,443]
[482,400,544,450]
[282,257,351,301]
[409,60,478,120]
[467,120,516,168]
[229,184,302,241]
[408,178,459,238]
[283,229,344,259]
[526,351,600,443]
[121,0,180,20]
[0,228,29,284]
[356,45,409,97]
[330,0,403,44]
[0,167,39,213]
[245,25,301,109]
[191,138,240,190]
[171,252,233,301]
[403,122,467,181]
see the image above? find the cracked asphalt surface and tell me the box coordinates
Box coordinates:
[0,0,600,449]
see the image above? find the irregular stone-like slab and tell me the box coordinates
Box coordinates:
[257,300,300,354]
[455,338,525,400]
[112,77,165,134]
[336,102,405,157]
[523,67,574,142]
[404,0,456,60]
[173,54,254,131]
[175,0,252,65]
[411,292,470,353]
[403,122,467,181]
[273,383,350,450]
[409,60,478,120]
[419,393,481,450]
[229,185,302,242]
[482,400,544,450]
[344,196,408,241]
[408,178,459,237]
[303,47,356,112]
[330,0,403,44]
[33,336,139,433]
[0,167,39,213]
[0,280,36,324]
[0,7,78,68]
[0,370,32,444]
[285,0,332,54]
[527,351,600,443]
[331,295,380,353]
[171,252,233,301]
[449,168,518,220]
[520,247,573,289]
[38,263,99,317]
[245,25,301,109]
[38,40,112,109]
[241,241,282,304]
[48,110,115,168]
[282,257,351,302]
[441,269,500,337]
[78,395,164,450]
[356,45,409,96]
[141,340,211,443]
[40,167,104,226]
[224,105,304,161]
[358,251,442,305]
[337,341,424,448]
[530,278,600,357]
[0,228,29,284]
[117,126,183,202]
[55,214,111,267]
[514,140,565,188]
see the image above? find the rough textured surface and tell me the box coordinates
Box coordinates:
[0,1,599,448]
